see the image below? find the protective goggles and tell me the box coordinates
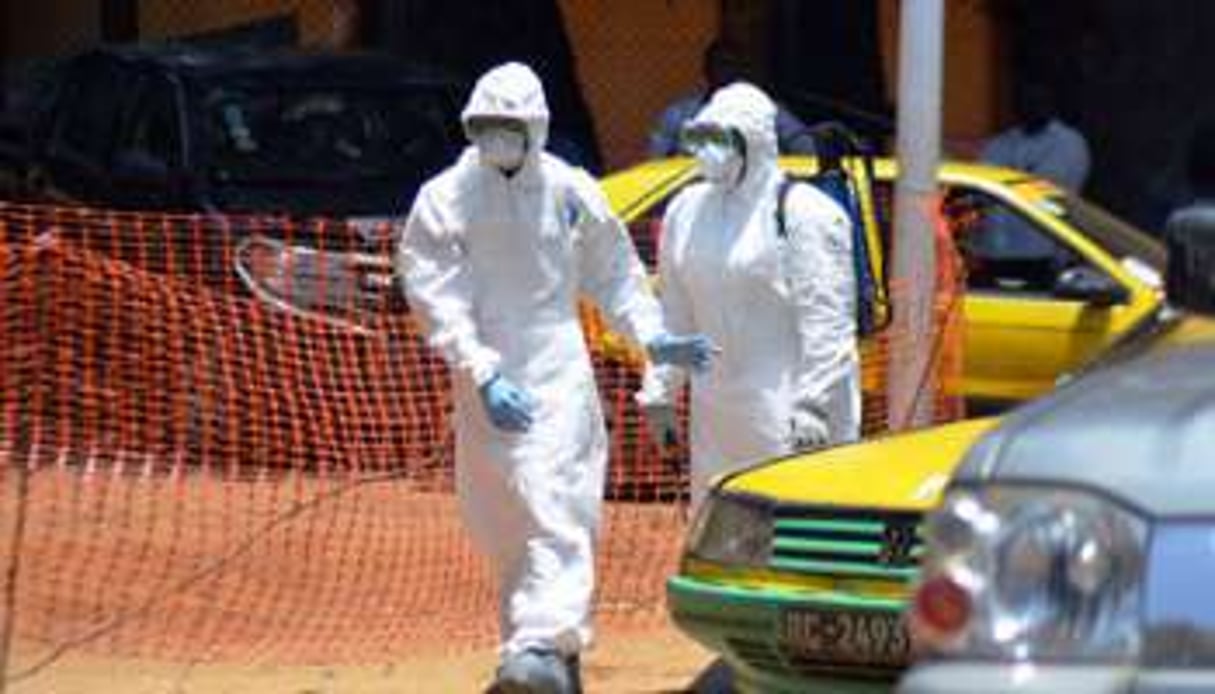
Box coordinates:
[464,116,528,141]
[679,124,744,154]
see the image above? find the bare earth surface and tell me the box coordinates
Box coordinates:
[1,466,717,693]
[7,628,718,693]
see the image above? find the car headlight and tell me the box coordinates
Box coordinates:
[910,485,1146,663]
[685,491,773,568]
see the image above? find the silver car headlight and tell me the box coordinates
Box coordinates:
[686,491,773,568]
[910,485,1146,663]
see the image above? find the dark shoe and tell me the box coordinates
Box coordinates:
[564,653,583,694]
[492,649,574,694]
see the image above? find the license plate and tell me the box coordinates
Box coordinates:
[781,608,911,668]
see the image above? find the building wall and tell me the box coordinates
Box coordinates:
[878,0,1005,158]
[564,0,1004,169]
[1008,0,1215,230]
[0,0,354,60]
[559,0,719,170]
[138,0,347,46]
[4,0,100,59]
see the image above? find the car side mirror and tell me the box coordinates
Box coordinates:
[1053,266,1129,307]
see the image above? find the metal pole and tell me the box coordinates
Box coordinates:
[887,0,943,430]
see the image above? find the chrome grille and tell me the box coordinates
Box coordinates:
[769,505,923,581]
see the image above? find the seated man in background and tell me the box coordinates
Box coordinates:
[980,81,1090,192]
[972,82,1090,286]
[648,39,817,158]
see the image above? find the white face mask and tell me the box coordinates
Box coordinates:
[474,128,528,171]
[694,142,743,185]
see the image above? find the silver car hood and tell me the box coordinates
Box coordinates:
[954,343,1215,517]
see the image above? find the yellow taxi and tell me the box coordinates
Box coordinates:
[599,157,1166,411]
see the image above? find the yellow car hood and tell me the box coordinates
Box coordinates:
[720,417,1000,511]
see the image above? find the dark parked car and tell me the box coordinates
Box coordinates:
[1,45,467,313]
[8,44,464,219]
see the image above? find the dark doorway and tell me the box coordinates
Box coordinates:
[1000,0,1215,234]
[0,2,7,111]
[366,0,603,173]
[767,0,891,145]
[100,0,140,43]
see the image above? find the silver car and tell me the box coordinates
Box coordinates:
[899,310,1215,693]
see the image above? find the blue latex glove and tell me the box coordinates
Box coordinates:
[478,374,537,432]
[647,333,720,372]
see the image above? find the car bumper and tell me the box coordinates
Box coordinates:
[666,574,905,694]
[899,663,1215,694]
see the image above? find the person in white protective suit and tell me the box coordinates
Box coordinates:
[637,82,862,510]
[397,62,716,694]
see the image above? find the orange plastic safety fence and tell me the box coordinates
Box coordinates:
[0,200,963,685]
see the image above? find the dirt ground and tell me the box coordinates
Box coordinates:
[0,466,717,693]
[6,628,721,693]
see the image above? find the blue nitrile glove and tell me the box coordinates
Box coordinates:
[646,333,720,372]
[478,373,537,432]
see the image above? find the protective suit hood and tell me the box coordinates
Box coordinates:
[688,81,780,192]
[461,62,550,169]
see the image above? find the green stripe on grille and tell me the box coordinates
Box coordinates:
[773,518,886,534]
[769,557,920,580]
[772,537,884,556]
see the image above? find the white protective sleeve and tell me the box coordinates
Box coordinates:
[397,186,501,387]
[568,169,666,350]
[784,185,857,412]
[635,195,695,408]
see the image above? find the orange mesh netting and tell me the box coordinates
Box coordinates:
[0,200,963,686]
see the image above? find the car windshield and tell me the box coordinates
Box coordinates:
[1040,190,1167,280]
[204,85,455,184]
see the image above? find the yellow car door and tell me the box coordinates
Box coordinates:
[951,177,1164,407]
[964,294,1148,403]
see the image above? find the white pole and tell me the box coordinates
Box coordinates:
[887,0,944,430]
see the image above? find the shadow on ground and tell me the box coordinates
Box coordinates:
[669,658,733,694]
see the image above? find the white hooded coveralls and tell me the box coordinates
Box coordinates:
[398,63,665,657]
[639,82,862,508]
